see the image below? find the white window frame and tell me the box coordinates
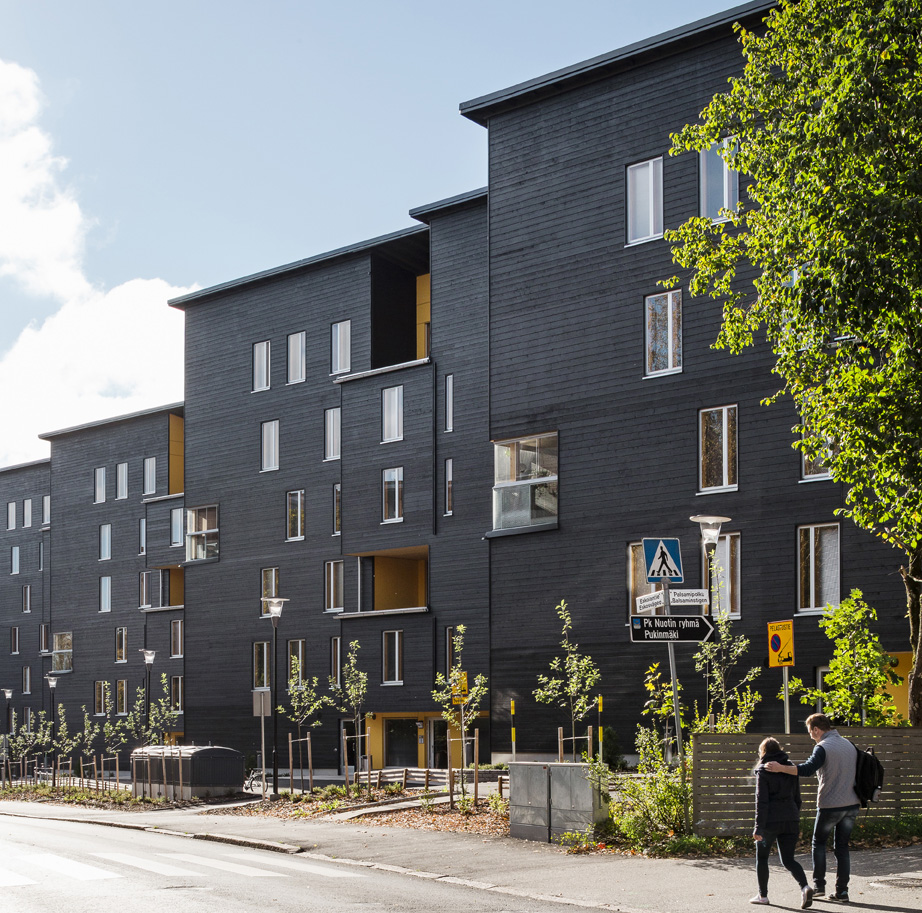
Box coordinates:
[382,385,404,443]
[261,419,280,472]
[99,523,112,561]
[171,619,184,658]
[626,157,663,244]
[171,675,184,713]
[253,339,270,392]
[699,405,738,492]
[798,523,840,613]
[700,139,739,222]
[139,571,152,609]
[707,532,741,617]
[94,681,107,716]
[324,408,341,461]
[382,630,403,685]
[42,495,50,525]
[11,626,19,655]
[445,374,454,432]
[94,467,106,504]
[22,665,31,694]
[116,679,128,715]
[143,457,156,496]
[99,576,112,613]
[116,462,128,500]
[644,290,682,377]
[260,566,279,616]
[331,320,351,375]
[22,584,30,613]
[186,505,219,561]
[11,546,20,575]
[253,642,270,690]
[115,626,127,663]
[286,489,305,540]
[287,331,306,384]
[40,623,50,653]
[170,507,184,546]
[52,632,73,673]
[22,499,31,528]
[332,483,342,536]
[325,560,343,612]
[6,501,14,530]
[382,467,404,523]
[492,433,559,532]
[444,458,453,516]
[330,636,341,688]
[139,517,147,555]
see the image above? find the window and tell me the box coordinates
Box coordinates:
[444,459,453,515]
[143,457,156,496]
[260,567,279,616]
[325,560,343,612]
[261,420,279,471]
[186,506,219,560]
[708,532,741,616]
[164,508,182,549]
[627,157,663,243]
[99,523,112,560]
[171,619,184,658]
[115,627,127,662]
[170,675,184,713]
[139,518,147,555]
[116,462,128,499]
[492,433,558,531]
[22,584,30,613]
[324,408,341,460]
[22,499,31,528]
[445,626,456,678]
[253,340,270,391]
[10,627,19,655]
[139,571,152,608]
[7,501,14,529]
[40,624,49,653]
[116,679,127,715]
[99,576,112,613]
[798,523,840,612]
[38,541,43,571]
[628,542,661,615]
[330,636,341,687]
[382,467,404,522]
[287,490,305,540]
[11,546,20,575]
[94,681,106,715]
[700,140,738,221]
[383,630,403,684]
[644,290,682,376]
[699,405,738,491]
[42,495,50,525]
[288,639,305,685]
[22,665,31,694]
[94,467,106,504]
[52,632,73,672]
[445,374,454,432]
[332,483,342,536]
[802,436,835,480]
[22,707,32,731]
[382,385,404,442]
[254,642,270,689]
[287,332,306,384]
[331,320,351,375]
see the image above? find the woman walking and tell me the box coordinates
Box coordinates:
[751,737,813,908]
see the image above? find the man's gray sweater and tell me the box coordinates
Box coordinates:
[797,729,861,808]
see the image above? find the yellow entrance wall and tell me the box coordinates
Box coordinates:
[374,556,426,610]
[168,414,184,494]
[889,652,912,720]
[363,711,489,769]
[416,273,430,359]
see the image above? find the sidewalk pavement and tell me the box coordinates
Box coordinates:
[1,798,920,913]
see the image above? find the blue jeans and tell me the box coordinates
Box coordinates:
[812,805,859,893]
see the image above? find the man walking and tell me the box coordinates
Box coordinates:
[765,713,860,903]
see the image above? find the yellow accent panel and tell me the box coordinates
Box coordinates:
[169,567,184,606]
[374,556,426,611]
[888,652,912,719]
[416,273,431,359]
[361,711,490,769]
[168,414,184,494]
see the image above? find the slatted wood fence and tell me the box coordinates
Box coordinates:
[692,729,922,837]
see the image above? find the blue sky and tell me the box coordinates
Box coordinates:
[0,0,743,465]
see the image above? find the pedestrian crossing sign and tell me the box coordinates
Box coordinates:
[642,538,683,584]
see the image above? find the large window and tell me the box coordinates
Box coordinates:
[324,408,341,461]
[260,567,279,616]
[99,576,112,613]
[325,560,343,612]
[52,632,73,673]
[99,523,112,561]
[288,639,305,685]
[492,433,558,531]
[94,467,106,504]
[171,675,184,713]
[700,140,739,221]
[708,532,741,616]
[627,157,663,244]
[116,462,128,499]
[382,386,404,442]
[143,457,157,496]
[445,374,454,432]
[186,506,219,561]
[330,636,341,687]
[171,619,184,658]
[798,523,840,612]
[383,630,403,684]
[444,459,453,516]
[644,290,682,376]
[331,320,351,375]
[253,642,270,689]
[699,406,738,491]
[115,627,127,663]
[628,542,661,615]
[333,483,342,536]
[287,331,306,384]
[287,490,305,540]
[253,340,270,391]
[261,420,280,471]
[382,467,404,522]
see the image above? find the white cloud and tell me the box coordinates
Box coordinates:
[0,59,189,467]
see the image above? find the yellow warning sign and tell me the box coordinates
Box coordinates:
[452,671,468,705]
[768,620,795,668]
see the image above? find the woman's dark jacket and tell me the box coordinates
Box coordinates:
[754,749,802,836]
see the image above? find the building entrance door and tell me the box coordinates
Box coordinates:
[428,718,448,769]
[385,718,418,767]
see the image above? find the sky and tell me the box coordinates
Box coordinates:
[0,0,742,467]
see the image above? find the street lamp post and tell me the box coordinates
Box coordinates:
[3,688,11,735]
[141,650,156,742]
[261,597,288,799]
[689,515,731,616]
[46,675,58,787]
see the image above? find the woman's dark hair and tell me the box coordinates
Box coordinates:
[758,736,782,760]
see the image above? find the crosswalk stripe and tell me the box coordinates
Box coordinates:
[29,853,122,881]
[0,869,37,887]
[160,853,288,878]
[93,852,207,877]
[220,851,363,878]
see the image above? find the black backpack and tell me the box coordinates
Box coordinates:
[850,742,884,807]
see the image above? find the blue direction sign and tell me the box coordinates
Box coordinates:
[642,538,683,584]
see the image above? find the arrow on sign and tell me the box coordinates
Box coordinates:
[630,615,716,643]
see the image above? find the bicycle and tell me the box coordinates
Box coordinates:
[244,767,266,792]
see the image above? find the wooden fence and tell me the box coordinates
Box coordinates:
[692,729,922,837]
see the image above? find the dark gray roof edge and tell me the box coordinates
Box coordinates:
[168,223,429,308]
[39,402,185,441]
[0,457,51,474]
[459,0,775,124]
[409,187,489,224]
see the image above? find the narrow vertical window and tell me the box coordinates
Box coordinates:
[11,546,20,575]
[38,541,44,571]
[171,619,184,658]
[699,405,738,491]
[253,642,270,689]
[171,675,184,712]
[627,157,663,243]
[708,532,741,616]
[325,560,343,611]
[332,483,342,536]
[115,626,127,662]
[99,523,112,560]
[170,507,184,546]
[253,340,270,391]
[798,524,840,612]
[22,584,31,613]
[286,490,305,540]
[444,458,453,515]
[94,467,106,504]
[382,630,403,684]
[445,374,454,432]
[116,462,128,499]
[40,624,49,653]
[22,499,31,528]
[644,290,682,376]
[42,495,50,525]
[11,627,19,655]
[116,680,128,715]
[139,571,151,608]
[382,467,404,522]
[700,140,739,221]
[99,576,112,613]
[382,385,404,442]
[139,517,147,555]
[6,501,14,529]
[330,636,341,687]
[143,457,156,495]
[287,331,306,384]
[260,567,280,615]
[445,626,456,678]
[331,320,351,375]
[261,420,280,471]
[23,665,32,694]
[288,639,305,685]
[324,407,341,460]
[94,682,106,715]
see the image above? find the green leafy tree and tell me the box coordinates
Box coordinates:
[666,0,922,723]
[788,589,905,726]
[432,625,488,797]
[280,656,330,788]
[8,710,52,767]
[329,640,368,783]
[640,662,684,757]
[533,600,602,760]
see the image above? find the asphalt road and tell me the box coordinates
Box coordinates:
[0,815,587,913]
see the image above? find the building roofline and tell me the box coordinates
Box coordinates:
[409,187,488,224]
[39,402,185,441]
[0,457,51,474]
[168,224,429,309]
[459,1,775,126]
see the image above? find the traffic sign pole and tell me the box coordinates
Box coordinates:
[783,667,790,734]
[663,580,690,835]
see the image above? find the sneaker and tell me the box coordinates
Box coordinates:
[828,891,849,903]
[749,897,769,905]
[801,886,814,909]
[812,887,825,897]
